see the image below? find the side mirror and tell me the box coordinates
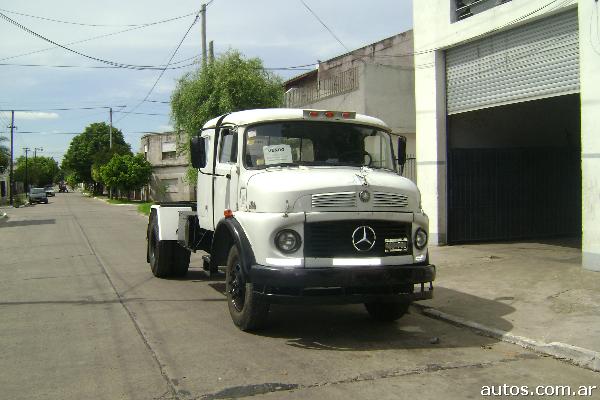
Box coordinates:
[190,136,207,169]
[397,136,407,167]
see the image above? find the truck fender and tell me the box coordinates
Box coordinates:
[211,217,255,279]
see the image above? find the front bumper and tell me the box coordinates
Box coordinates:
[249,263,435,304]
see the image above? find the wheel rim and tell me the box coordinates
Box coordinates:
[228,261,245,312]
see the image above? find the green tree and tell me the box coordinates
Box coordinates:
[61,122,131,193]
[98,153,152,199]
[171,50,284,179]
[14,156,60,188]
[0,136,9,173]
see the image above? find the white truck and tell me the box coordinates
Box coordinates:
[147,108,435,330]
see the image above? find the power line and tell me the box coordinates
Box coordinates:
[0,11,199,70]
[0,106,126,112]
[0,13,199,63]
[0,60,313,71]
[0,7,196,27]
[115,10,202,123]
[299,0,349,52]
[0,61,199,71]
[113,111,169,116]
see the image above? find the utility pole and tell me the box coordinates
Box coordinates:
[34,147,43,159]
[209,40,214,63]
[23,147,30,193]
[109,107,113,149]
[201,3,207,66]
[8,111,15,206]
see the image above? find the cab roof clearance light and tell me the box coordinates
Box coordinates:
[303,110,356,120]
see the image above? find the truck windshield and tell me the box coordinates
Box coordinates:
[244,121,395,170]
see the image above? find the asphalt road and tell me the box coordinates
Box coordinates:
[0,193,598,400]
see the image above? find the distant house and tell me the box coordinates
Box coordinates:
[284,31,416,180]
[140,132,195,202]
[0,169,7,203]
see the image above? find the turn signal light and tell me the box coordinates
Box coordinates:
[324,111,335,118]
[342,112,352,118]
[309,111,319,117]
[224,209,234,218]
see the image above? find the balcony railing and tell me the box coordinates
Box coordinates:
[455,0,511,21]
[285,67,359,108]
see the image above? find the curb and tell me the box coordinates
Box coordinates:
[414,305,600,372]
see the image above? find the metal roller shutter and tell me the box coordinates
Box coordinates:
[446,10,579,115]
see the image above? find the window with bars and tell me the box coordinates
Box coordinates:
[454,0,511,22]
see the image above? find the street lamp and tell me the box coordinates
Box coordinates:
[34,147,43,159]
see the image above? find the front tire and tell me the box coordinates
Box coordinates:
[225,245,269,331]
[365,300,410,322]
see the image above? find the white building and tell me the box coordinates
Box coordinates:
[413,0,599,271]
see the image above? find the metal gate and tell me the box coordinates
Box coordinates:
[446,9,579,115]
[447,147,581,243]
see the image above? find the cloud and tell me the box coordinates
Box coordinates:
[14,112,60,120]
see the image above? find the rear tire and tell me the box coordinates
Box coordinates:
[225,245,269,331]
[365,300,410,322]
[148,215,190,278]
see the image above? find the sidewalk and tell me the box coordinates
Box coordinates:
[421,238,600,370]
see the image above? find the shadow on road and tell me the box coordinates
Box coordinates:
[253,288,515,351]
[1,219,56,228]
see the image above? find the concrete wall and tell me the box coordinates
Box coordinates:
[140,133,194,202]
[285,31,417,156]
[414,0,600,270]
[578,0,600,271]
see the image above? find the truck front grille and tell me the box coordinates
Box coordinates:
[373,192,408,208]
[311,192,356,208]
[304,220,412,258]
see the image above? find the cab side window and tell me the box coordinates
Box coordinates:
[219,129,237,164]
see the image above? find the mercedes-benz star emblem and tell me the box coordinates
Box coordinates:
[352,226,376,252]
[359,190,370,203]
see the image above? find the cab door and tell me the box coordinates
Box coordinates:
[212,127,239,229]
[197,129,214,230]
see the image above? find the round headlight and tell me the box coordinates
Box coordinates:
[274,230,301,253]
[414,228,428,250]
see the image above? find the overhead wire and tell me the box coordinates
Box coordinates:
[298,0,349,52]
[0,12,199,63]
[0,10,199,69]
[0,7,196,28]
[115,9,202,123]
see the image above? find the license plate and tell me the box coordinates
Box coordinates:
[385,238,408,253]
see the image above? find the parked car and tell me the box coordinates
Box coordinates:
[29,187,48,204]
[44,185,55,197]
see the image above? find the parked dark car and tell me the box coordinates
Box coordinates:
[29,187,48,204]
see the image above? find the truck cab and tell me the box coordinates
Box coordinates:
[147,108,435,330]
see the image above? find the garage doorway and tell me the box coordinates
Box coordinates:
[447,94,581,243]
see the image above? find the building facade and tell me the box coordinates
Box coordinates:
[140,132,195,202]
[0,170,7,204]
[284,31,417,179]
[413,0,599,271]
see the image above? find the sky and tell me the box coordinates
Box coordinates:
[0,0,413,163]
